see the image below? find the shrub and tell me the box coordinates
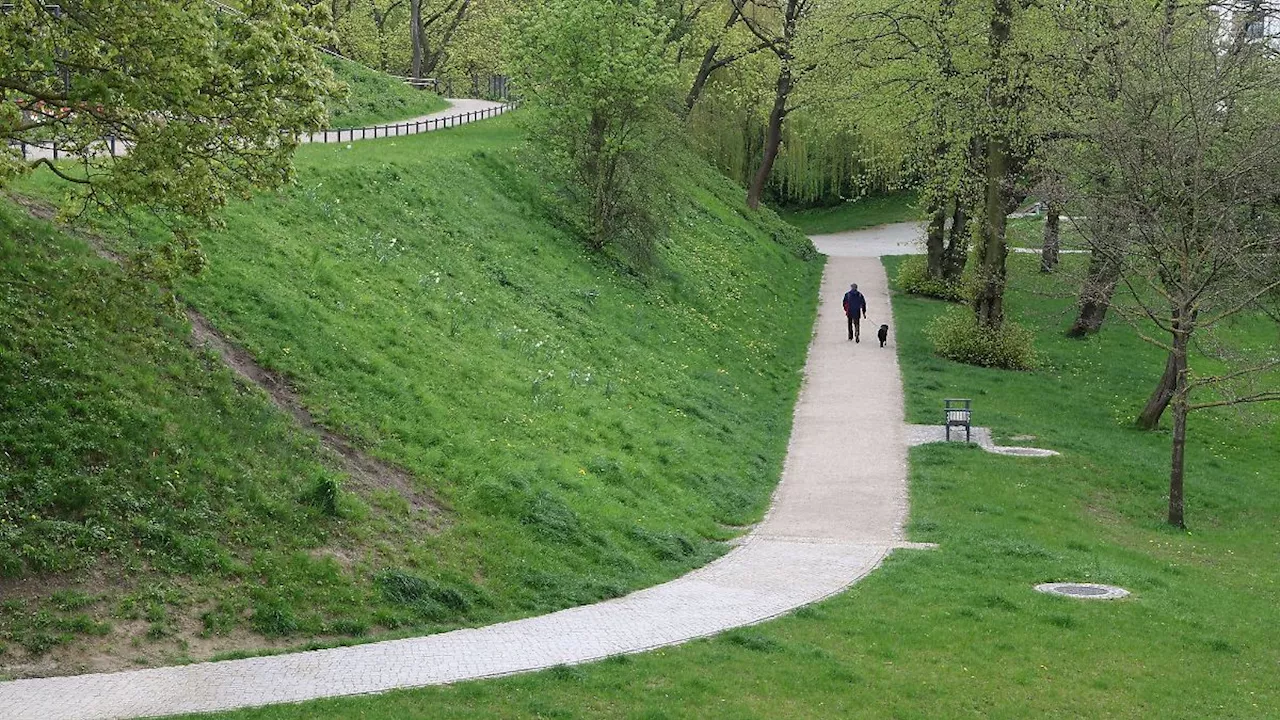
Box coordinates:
[374,569,473,621]
[513,0,678,258]
[926,308,1039,370]
[305,475,342,517]
[250,599,299,637]
[896,255,968,302]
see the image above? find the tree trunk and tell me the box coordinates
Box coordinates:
[1041,201,1060,273]
[1136,352,1177,430]
[926,203,947,279]
[972,135,1011,329]
[1066,247,1122,337]
[410,0,423,80]
[1167,314,1191,528]
[422,0,470,79]
[685,46,722,115]
[747,66,790,210]
[943,201,970,281]
[970,0,1014,330]
[685,7,743,114]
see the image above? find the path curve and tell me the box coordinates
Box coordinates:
[12,99,511,162]
[302,98,510,144]
[0,249,916,719]
[811,221,1089,257]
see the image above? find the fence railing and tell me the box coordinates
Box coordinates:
[307,100,521,144]
[9,100,523,160]
[10,136,129,161]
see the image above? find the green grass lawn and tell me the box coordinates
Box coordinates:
[324,55,449,129]
[2,118,821,676]
[186,253,1279,719]
[1006,215,1090,250]
[780,192,922,235]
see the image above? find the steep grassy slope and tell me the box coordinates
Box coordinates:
[2,117,821,676]
[0,204,350,675]
[194,254,1280,720]
[324,55,448,128]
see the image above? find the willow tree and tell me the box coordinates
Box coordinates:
[1,0,339,276]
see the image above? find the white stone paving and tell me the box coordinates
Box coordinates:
[0,245,915,720]
[906,424,1060,457]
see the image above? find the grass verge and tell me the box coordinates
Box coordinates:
[183,253,1278,719]
[780,191,921,235]
[325,55,448,128]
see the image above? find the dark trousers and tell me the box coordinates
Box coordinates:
[847,313,861,340]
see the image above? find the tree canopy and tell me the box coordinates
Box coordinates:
[1,0,341,277]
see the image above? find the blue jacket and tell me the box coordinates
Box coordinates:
[843,290,866,317]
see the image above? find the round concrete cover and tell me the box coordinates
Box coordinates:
[1035,582,1130,600]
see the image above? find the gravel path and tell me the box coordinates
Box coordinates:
[0,249,920,720]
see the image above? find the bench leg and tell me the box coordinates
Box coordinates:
[966,425,971,443]
[946,424,951,442]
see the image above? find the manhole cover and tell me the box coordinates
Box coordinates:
[1035,582,1129,600]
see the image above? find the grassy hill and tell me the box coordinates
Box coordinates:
[187,254,1280,720]
[0,118,821,677]
[324,55,449,128]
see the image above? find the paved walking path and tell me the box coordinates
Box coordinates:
[0,238,919,719]
[810,221,1089,257]
[12,99,511,162]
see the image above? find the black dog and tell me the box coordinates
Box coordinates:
[877,324,889,348]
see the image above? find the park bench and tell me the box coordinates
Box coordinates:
[945,398,972,442]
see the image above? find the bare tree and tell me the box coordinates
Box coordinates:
[1065,8,1280,527]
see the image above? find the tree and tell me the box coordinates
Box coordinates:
[678,1,770,115]
[733,0,815,210]
[1063,6,1280,527]
[409,0,472,81]
[1,0,340,275]
[513,0,679,258]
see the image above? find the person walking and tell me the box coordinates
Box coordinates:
[843,283,867,342]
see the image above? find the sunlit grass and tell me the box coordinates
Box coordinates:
[780,192,922,235]
[2,118,821,673]
[185,252,1278,719]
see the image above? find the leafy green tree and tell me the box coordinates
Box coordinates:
[733,0,815,210]
[1,0,340,276]
[409,0,471,81]
[513,0,679,258]
[819,0,1102,335]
